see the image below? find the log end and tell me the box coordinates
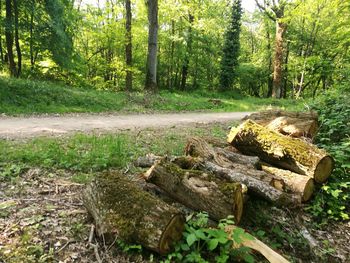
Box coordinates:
[159,214,185,255]
[314,155,334,183]
[302,178,315,202]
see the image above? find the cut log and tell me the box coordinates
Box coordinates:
[144,159,244,223]
[225,225,290,263]
[185,137,260,169]
[228,120,334,183]
[242,110,318,139]
[261,163,314,202]
[202,161,301,206]
[185,137,285,190]
[82,172,185,255]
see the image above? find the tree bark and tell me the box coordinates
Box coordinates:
[5,0,16,77]
[203,161,301,206]
[144,159,244,223]
[13,0,21,77]
[228,120,334,183]
[82,172,185,255]
[0,0,4,63]
[125,0,132,91]
[185,137,260,169]
[144,0,158,91]
[180,13,194,91]
[242,110,319,139]
[272,21,286,98]
[261,163,314,202]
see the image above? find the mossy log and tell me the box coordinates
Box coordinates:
[243,110,318,139]
[82,172,185,255]
[228,120,334,183]
[185,137,284,190]
[203,161,301,206]
[261,163,314,202]
[144,159,244,223]
[185,137,260,169]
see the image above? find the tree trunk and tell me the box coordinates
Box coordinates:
[228,120,334,183]
[203,161,301,205]
[185,137,260,169]
[265,25,273,98]
[242,110,319,139]
[82,172,185,255]
[261,163,314,202]
[29,0,35,69]
[144,159,244,223]
[0,0,4,63]
[13,0,21,77]
[272,21,286,98]
[180,13,194,91]
[5,0,16,77]
[125,0,132,91]
[144,0,158,91]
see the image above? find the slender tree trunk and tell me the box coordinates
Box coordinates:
[168,20,175,89]
[180,13,194,91]
[30,0,35,69]
[13,0,21,77]
[5,0,16,77]
[272,21,286,98]
[144,0,158,91]
[125,0,132,91]
[0,0,4,63]
[282,40,290,98]
[265,26,273,98]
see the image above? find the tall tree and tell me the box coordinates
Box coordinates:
[125,0,132,91]
[219,0,242,91]
[13,0,21,76]
[255,0,288,98]
[5,0,16,77]
[180,13,194,91]
[144,0,158,91]
[0,0,4,63]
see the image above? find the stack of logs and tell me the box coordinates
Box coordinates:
[82,110,334,260]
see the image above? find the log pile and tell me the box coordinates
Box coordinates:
[82,111,333,261]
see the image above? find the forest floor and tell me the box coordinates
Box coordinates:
[0,111,250,139]
[1,122,349,263]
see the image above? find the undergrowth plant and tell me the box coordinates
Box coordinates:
[307,90,350,222]
[163,212,255,263]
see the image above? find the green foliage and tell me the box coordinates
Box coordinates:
[164,213,255,263]
[219,0,242,91]
[0,77,304,115]
[307,89,350,222]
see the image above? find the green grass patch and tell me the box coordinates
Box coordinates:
[0,77,305,115]
[0,124,229,175]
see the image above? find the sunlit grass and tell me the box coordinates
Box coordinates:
[0,76,307,115]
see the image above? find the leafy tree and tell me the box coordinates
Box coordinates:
[220,0,242,91]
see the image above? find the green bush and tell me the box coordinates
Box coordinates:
[307,89,350,222]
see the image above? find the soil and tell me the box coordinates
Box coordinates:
[0,112,251,139]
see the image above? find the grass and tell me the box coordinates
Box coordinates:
[0,124,228,175]
[0,77,306,115]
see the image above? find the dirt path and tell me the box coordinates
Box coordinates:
[0,112,251,139]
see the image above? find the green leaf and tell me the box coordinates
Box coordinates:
[186,233,197,247]
[207,239,219,251]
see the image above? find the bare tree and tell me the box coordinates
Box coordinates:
[144,0,158,91]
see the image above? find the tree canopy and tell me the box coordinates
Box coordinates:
[0,0,348,98]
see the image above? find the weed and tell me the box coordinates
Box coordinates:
[163,212,255,263]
